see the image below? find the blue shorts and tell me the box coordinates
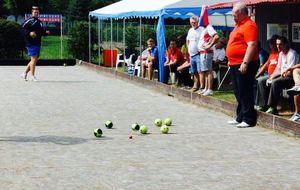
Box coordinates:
[26,46,40,57]
[190,53,201,74]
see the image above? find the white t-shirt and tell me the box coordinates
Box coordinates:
[198,25,217,52]
[212,46,225,62]
[186,27,203,56]
[277,48,299,75]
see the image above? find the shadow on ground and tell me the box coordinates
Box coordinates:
[0,135,89,145]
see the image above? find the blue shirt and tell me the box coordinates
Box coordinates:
[150,46,159,63]
[259,49,269,64]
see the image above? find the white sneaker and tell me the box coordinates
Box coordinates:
[289,113,300,122]
[198,89,207,95]
[227,120,240,125]
[203,89,213,96]
[236,121,253,128]
[287,85,300,96]
[32,76,38,82]
[20,73,27,81]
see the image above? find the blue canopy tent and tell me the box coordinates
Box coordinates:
[89,0,234,82]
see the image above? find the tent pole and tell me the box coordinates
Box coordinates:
[60,14,63,59]
[111,18,113,69]
[89,15,91,63]
[139,17,142,77]
[98,19,101,66]
[122,18,126,72]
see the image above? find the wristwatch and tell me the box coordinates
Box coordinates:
[243,61,248,66]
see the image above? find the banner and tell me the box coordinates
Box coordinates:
[25,14,62,22]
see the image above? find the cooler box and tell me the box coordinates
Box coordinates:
[103,49,117,67]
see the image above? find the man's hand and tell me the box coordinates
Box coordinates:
[282,68,292,78]
[203,44,212,51]
[30,31,36,38]
[46,30,50,35]
[239,62,248,74]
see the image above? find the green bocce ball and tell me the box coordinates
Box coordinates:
[154,118,163,126]
[105,120,113,129]
[94,128,103,137]
[160,125,169,134]
[164,118,172,126]
[131,123,140,132]
[140,125,148,134]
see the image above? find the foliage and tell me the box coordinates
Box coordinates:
[125,25,138,49]
[0,0,9,18]
[67,21,97,61]
[5,0,32,21]
[0,19,25,58]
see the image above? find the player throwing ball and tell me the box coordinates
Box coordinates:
[21,6,50,81]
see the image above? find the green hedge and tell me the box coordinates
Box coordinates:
[67,21,97,61]
[0,19,25,58]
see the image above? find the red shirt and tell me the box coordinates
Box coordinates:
[226,17,259,66]
[168,48,184,66]
[265,50,279,76]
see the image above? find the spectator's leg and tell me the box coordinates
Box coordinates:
[148,61,153,80]
[207,70,213,90]
[230,65,243,123]
[164,65,170,84]
[239,60,259,125]
[199,72,205,89]
[267,77,294,109]
[141,62,146,78]
[294,95,300,114]
[293,68,300,86]
[257,76,269,108]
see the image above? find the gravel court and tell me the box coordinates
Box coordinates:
[0,65,299,190]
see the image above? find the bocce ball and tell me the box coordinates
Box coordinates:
[131,123,140,132]
[94,128,103,137]
[164,118,172,126]
[154,118,163,126]
[105,120,113,129]
[140,125,148,134]
[160,125,169,134]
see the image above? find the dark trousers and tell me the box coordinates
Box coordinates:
[177,67,193,86]
[230,60,260,126]
[257,76,294,108]
[163,64,178,84]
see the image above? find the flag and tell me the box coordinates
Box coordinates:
[199,5,209,27]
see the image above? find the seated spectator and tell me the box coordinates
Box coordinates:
[283,63,300,121]
[255,35,280,110]
[257,36,299,114]
[163,40,184,84]
[141,38,159,80]
[212,37,226,80]
[177,52,193,88]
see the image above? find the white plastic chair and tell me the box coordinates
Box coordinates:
[115,53,135,70]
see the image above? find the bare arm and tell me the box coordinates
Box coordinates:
[203,34,219,50]
[239,41,258,74]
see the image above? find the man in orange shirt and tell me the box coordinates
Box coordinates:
[226,2,260,128]
[163,40,184,84]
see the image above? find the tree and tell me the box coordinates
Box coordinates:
[66,0,91,22]
[0,0,9,18]
[5,0,32,21]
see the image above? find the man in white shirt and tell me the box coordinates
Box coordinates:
[212,38,226,79]
[262,36,299,114]
[186,16,203,92]
[197,24,219,96]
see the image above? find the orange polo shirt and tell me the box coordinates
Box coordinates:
[265,50,279,76]
[226,17,259,66]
